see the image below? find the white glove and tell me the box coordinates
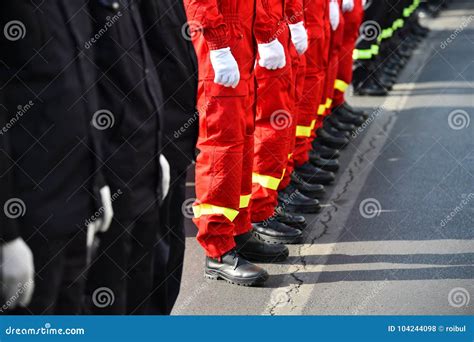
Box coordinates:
[342,0,354,12]
[90,186,114,235]
[258,39,286,70]
[160,154,170,200]
[329,0,340,31]
[288,22,308,55]
[210,47,240,88]
[2,238,35,309]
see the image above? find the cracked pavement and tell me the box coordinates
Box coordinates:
[173,0,474,315]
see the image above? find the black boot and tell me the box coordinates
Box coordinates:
[311,142,340,159]
[354,78,389,96]
[273,208,307,230]
[205,249,268,286]
[235,231,289,262]
[326,115,355,132]
[290,172,326,198]
[341,102,368,119]
[332,106,365,126]
[310,154,340,172]
[315,127,349,149]
[323,121,350,138]
[278,184,322,213]
[294,162,336,185]
[252,220,303,244]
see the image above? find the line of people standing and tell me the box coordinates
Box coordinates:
[185,0,434,287]
[0,0,440,315]
[1,0,197,315]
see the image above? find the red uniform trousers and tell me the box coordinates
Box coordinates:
[279,47,306,190]
[251,25,295,222]
[291,0,329,168]
[320,0,345,120]
[333,0,364,107]
[188,3,258,258]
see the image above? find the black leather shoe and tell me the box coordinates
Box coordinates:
[235,231,289,262]
[377,72,395,91]
[294,162,335,185]
[252,220,302,244]
[354,78,389,96]
[205,249,268,286]
[273,209,307,230]
[315,127,349,149]
[310,155,340,172]
[278,184,321,214]
[311,142,340,159]
[323,121,350,138]
[326,115,355,132]
[341,102,368,119]
[332,106,365,126]
[289,172,326,198]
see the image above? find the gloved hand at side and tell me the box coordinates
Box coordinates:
[258,39,286,70]
[342,0,354,12]
[160,154,170,201]
[210,47,240,88]
[329,0,341,31]
[1,238,35,309]
[288,22,308,55]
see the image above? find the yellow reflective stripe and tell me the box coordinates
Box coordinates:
[295,119,316,137]
[353,49,372,60]
[317,104,326,115]
[371,44,380,55]
[334,79,349,92]
[193,204,239,222]
[325,98,333,109]
[239,194,251,208]
[287,153,293,160]
[252,170,286,191]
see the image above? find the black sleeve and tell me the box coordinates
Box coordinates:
[0,95,19,244]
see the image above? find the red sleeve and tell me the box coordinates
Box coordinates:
[183,0,230,50]
[254,0,283,44]
[286,0,304,24]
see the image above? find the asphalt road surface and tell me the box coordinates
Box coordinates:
[173,0,474,315]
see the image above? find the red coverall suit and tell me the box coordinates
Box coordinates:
[251,0,304,223]
[184,0,279,258]
[320,0,344,119]
[332,0,364,107]
[282,0,328,181]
